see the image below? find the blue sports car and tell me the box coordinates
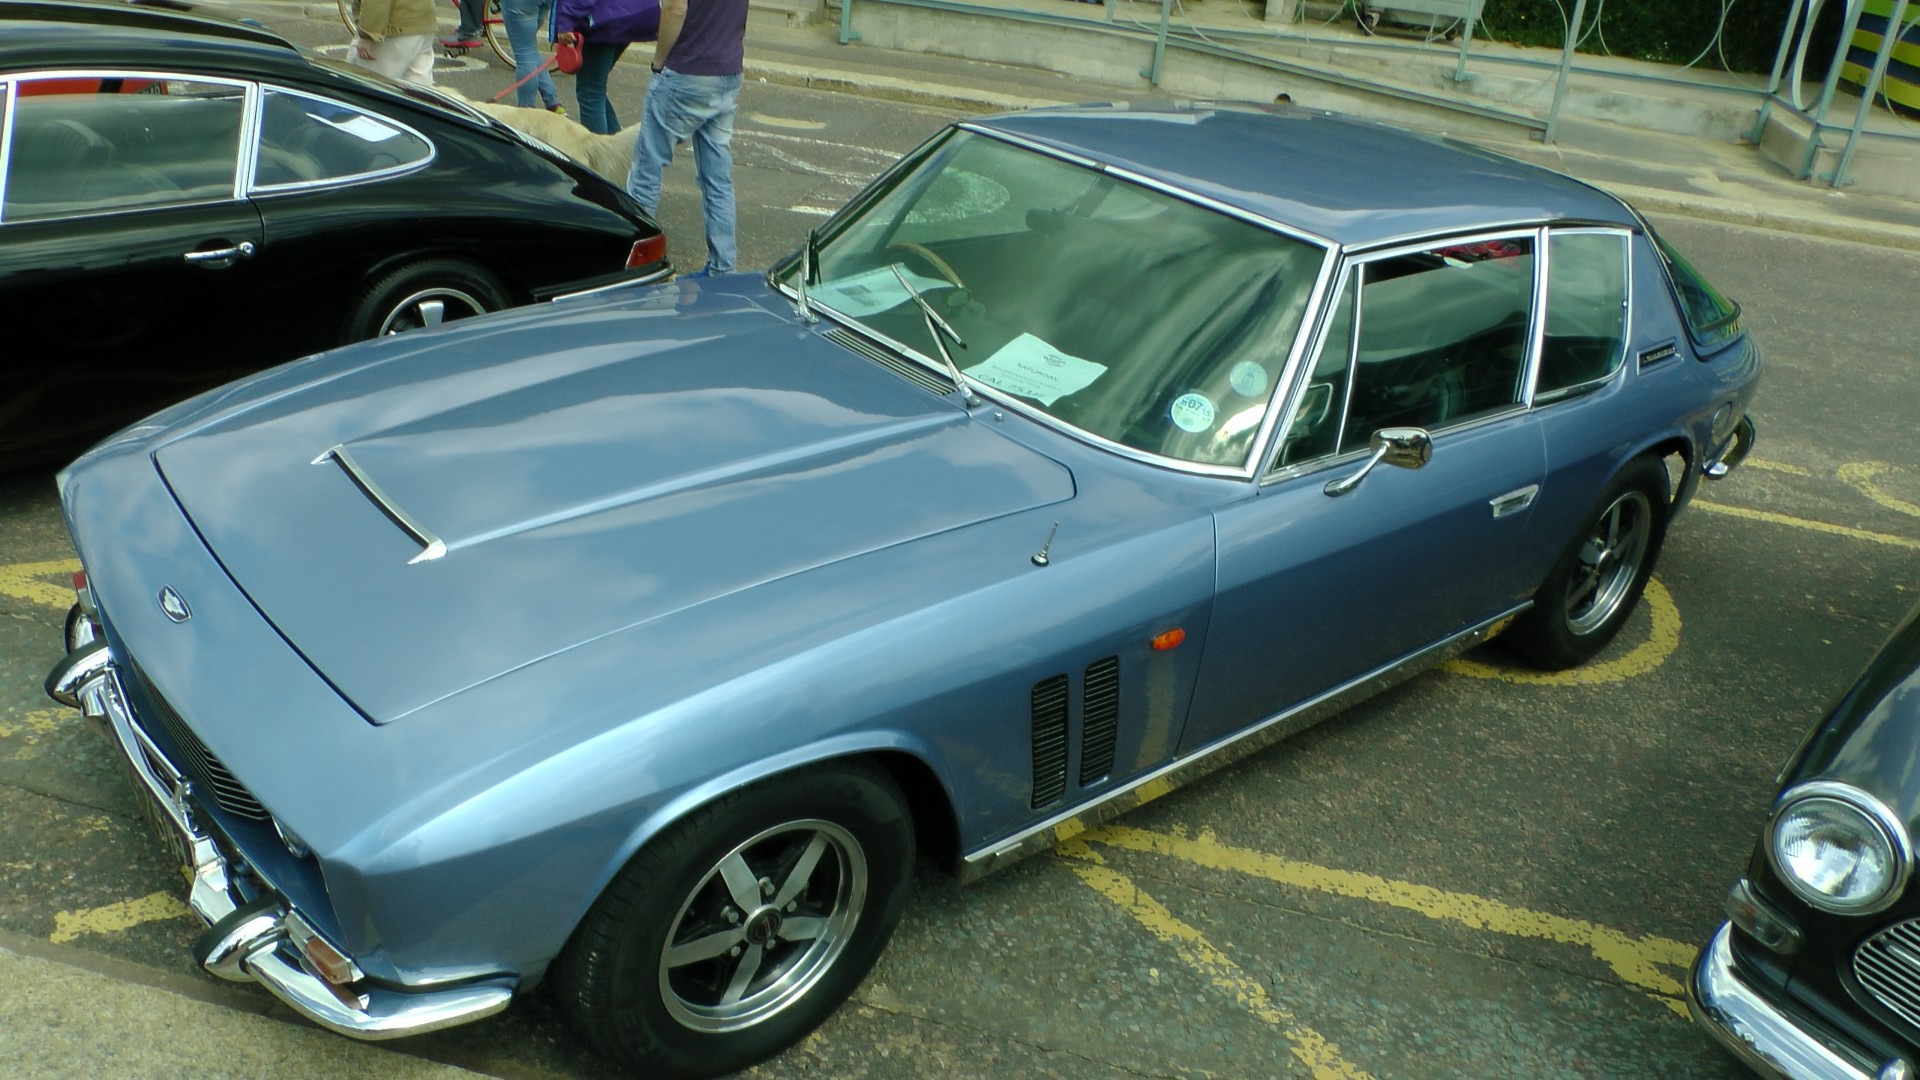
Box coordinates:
[45,101,1759,1077]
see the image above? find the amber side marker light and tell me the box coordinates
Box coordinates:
[627,234,667,268]
[1151,628,1186,651]
[303,934,357,986]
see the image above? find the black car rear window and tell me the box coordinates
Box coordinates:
[1652,232,1742,350]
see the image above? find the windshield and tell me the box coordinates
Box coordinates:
[774,128,1327,469]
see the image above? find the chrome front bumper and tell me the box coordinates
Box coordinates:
[45,624,512,1041]
[1689,922,1911,1080]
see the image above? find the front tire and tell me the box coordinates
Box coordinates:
[1505,458,1669,670]
[340,259,508,343]
[556,761,915,1078]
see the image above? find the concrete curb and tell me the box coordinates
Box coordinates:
[746,57,1070,113]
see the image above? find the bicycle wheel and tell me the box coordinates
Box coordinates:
[337,0,360,40]
[483,0,516,68]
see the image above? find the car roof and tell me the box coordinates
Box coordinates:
[969,102,1636,249]
[0,0,308,78]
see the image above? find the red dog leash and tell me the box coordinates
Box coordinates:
[489,55,560,102]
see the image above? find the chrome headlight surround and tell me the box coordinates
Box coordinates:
[1767,781,1912,916]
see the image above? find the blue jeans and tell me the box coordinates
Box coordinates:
[500,0,558,109]
[575,42,627,134]
[628,69,742,275]
[452,0,482,38]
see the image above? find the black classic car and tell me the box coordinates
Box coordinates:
[1692,600,1920,1080]
[0,0,668,463]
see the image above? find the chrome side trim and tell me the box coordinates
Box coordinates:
[44,643,512,1039]
[312,444,447,563]
[1490,484,1541,519]
[958,603,1528,882]
[550,263,675,300]
[1688,922,1880,1080]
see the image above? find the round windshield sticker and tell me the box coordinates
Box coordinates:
[1170,393,1216,433]
[1229,361,1269,398]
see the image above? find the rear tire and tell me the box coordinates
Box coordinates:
[1504,458,1669,670]
[340,259,507,343]
[555,761,915,1078]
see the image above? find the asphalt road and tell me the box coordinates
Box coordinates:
[4,12,1920,1079]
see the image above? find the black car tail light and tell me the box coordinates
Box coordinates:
[627,235,666,268]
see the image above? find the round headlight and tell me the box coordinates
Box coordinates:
[1769,783,1911,915]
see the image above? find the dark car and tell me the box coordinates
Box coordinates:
[1692,601,1920,1080]
[0,0,668,463]
[44,101,1759,1077]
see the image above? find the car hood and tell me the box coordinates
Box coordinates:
[153,287,1075,723]
[1782,599,1920,825]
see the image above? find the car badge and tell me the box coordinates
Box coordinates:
[158,586,192,623]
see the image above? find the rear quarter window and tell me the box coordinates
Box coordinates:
[1652,231,1742,350]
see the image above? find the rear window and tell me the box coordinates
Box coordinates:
[1652,232,1742,350]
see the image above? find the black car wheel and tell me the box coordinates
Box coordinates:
[341,259,508,342]
[1505,457,1669,670]
[556,761,914,1078]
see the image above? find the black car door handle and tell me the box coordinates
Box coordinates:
[183,241,256,268]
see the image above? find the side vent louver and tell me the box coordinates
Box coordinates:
[1080,657,1120,785]
[1030,674,1070,809]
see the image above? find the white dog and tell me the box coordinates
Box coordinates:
[446,89,639,183]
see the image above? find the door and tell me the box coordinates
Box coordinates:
[0,75,264,456]
[1181,233,1550,754]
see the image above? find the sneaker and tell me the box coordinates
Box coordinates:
[679,267,720,280]
[547,103,567,116]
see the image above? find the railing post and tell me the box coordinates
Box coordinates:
[838,0,858,44]
[1751,0,1811,142]
[1143,0,1174,85]
[1543,0,1589,142]
[1449,2,1479,84]
[1831,0,1912,186]
[1800,0,1867,177]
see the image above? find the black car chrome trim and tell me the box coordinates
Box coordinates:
[1854,916,1920,1036]
[546,263,676,301]
[1690,922,1879,1080]
[44,640,512,1038]
[312,444,447,564]
[1768,780,1913,916]
[959,602,1528,882]
[247,85,438,194]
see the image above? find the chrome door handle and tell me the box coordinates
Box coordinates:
[183,241,256,267]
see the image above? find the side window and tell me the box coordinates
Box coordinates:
[3,77,243,222]
[1339,236,1534,453]
[1276,270,1355,467]
[255,88,431,189]
[1537,230,1629,400]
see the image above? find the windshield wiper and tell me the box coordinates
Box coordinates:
[791,229,819,325]
[889,264,979,407]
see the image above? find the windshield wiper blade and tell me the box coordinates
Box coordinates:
[889,264,978,407]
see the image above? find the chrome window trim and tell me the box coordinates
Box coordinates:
[0,79,14,219]
[249,83,437,194]
[1767,780,1914,916]
[1530,226,1637,406]
[1262,227,1541,479]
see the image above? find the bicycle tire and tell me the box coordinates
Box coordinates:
[483,0,515,68]
[337,0,359,41]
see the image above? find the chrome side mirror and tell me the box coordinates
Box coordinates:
[1324,426,1432,497]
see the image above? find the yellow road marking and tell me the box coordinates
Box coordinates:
[1443,578,1680,685]
[1085,825,1693,1017]
[1745,459,1811,476]
[0,709,65,763]
[1694,501,1920,550]
[1060,839,1375,1079]
[0,559,80,610]
[50,892,191,944]
[1839,462,1920,521]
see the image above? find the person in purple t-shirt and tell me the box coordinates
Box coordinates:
[625,0,748,276]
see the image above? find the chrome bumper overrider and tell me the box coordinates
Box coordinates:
[45,634,512,1040]
[1689,922,1911,1080]
[1705,414,1758,480]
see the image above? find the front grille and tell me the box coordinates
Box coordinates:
[1030,674,1070,809]
[125,663,270,822]
[1854,916,1920,1030]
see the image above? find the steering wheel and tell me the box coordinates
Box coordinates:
[887,241,967,292]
